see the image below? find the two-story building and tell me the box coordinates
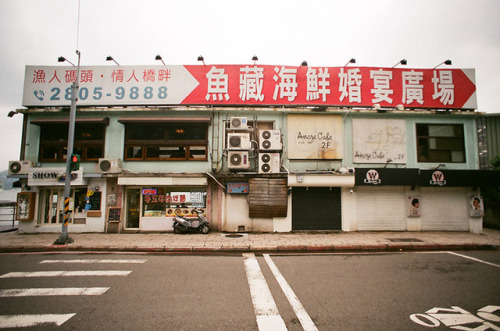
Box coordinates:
[8,63,499,234]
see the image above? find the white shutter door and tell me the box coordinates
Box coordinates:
[420,188,469,231]
[356,187,407,231]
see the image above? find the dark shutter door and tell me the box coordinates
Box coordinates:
[292,187,341,230]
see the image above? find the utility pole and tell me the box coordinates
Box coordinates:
[54,50,81,245]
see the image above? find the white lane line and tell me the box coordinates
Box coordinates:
[0,270,131,278]
[0,287,110,297]
[0,313,75,328]
[40,259,147,264]
[446,252,500,268]
[263,254,318,331]
[243,253,287,331]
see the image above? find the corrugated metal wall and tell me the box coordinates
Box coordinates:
[479,115,500,168]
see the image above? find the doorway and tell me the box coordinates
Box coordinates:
[292,187,341,230]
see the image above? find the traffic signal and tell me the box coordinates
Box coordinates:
[70,154,80,171]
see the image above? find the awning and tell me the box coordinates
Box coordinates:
[30,117,109,125]
[419,170,500,187]
[118,177,207,186]
[355,168,500,187]
[118,117,211,124]
[355,168,420,186]
[288,174,355,187]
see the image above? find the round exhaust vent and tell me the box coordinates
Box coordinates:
[229,135,241,147]
[261,154,271,163]
[9,162,22,174]
[262,140,271,149]
[262,130,271,139]
[230,153,242,165]
[231,118,242,128]
[100,160,111,171]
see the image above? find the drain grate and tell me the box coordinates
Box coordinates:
[223,234,245,238]
[387,238,424,243]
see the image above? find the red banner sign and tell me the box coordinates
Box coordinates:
[23,65,476,109]
[182,65,476,109]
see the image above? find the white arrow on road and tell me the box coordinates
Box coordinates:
[0,314,75,328]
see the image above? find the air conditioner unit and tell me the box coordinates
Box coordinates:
[258,153,281,174]
[259,129,282,151]
[228,151,250,169]
[227,133,251,150]
[229,117,248,130]
[96,158,122,174]
[8,160,33,175]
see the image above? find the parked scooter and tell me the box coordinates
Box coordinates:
[173,208,210,234]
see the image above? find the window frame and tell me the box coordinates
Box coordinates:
[123,121,209,161]
[38,122,106,162]
[416,123,466,163]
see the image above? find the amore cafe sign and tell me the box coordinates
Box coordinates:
[28,168,84,186]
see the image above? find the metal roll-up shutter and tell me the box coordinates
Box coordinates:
[292,187,341,230]
[420,187,469,231]
[356,187,407,231]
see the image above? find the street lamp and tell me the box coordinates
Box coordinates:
[301,61,308,66]
[345,58,356,66]
[54,50,81,245]
[58,56,76,66]
[434,59,452,69]
[106,56,120,66]
[252,55,258,65]
[392,59,407,68]
[197,55,205,65]
[155,54,165,65]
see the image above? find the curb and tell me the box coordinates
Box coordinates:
[0,243,497,254]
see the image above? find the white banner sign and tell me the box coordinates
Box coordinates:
[287,114,343,159]
[23,65,199,107]
[28,168,84,186]
[352,118,407,164]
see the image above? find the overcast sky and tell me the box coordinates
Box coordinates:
[1,0,499,171]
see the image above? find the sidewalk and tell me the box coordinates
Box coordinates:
[0,229,499,254]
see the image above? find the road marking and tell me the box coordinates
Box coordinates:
[0,287,110,297]
[263,254,318,331]
[40,259,147,264]
[0,270,131,278]
[446,252,500,268]
[243,253,287,331]
[0,314,75,328]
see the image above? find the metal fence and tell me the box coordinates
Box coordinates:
[0,202,16,228]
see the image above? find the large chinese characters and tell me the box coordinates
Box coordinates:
[189,65,474,109]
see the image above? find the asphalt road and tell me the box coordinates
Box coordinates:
[0,251,498,330]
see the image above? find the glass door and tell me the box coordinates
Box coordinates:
[126,188,141,229]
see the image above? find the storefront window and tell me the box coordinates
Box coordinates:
[38,187,87,224]
[141,187,207,217]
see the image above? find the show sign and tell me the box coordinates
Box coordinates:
[28,168,84,186]
[23,65,477,109]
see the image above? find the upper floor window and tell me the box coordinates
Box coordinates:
[121,118,209,161]
[34,118,107,162]
[416,124,465,163]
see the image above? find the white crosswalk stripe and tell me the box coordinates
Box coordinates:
[0,287,110,297]
[0,270,131,278]
[40,259,147,264]
[0,314,76,328]
[0,257,146,328]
